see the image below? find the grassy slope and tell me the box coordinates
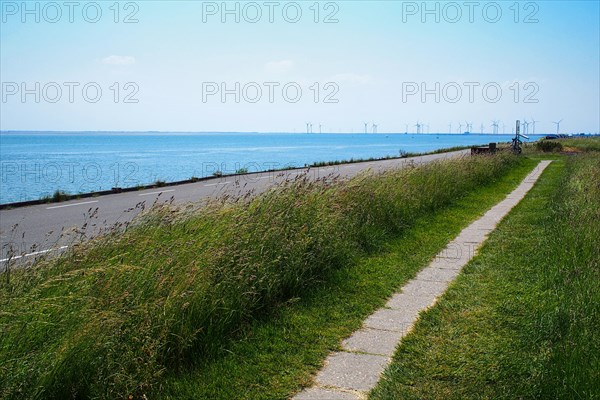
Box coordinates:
[559,137,600,152]
[0,154,528,400]
[370,154,600,399]
[157,158,538,399]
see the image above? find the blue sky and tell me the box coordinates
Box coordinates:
[1,0,599,133]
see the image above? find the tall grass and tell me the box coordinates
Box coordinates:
[558,136,600,152]
[535,154,600,397]
[370,154,599,400]
[0,154,519,399]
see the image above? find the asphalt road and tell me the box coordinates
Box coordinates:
[0,150,469,264]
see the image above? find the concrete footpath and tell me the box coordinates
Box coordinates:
[293,160,552,400]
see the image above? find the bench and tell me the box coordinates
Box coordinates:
[471,142,497,155]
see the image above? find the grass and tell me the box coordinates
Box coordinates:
[557,136,600,152]
[536,139,563,152]
[370,154,600,399]
[40,189,71,203]
[308,145,471,167]
[0,153,524,399]
[157,156,537,400]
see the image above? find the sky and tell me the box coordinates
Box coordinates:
[1,0,599,134]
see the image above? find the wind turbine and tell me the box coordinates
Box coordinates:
[480,123,485,134]
[372,122,378,134]
[364,122,368,134]
[530,118,538,135]
[449,123,452,134]
[552,119,563,135]
[502,123,506,134]
[464,121,472,133]
[319,123,322,134]
[306,122,310,134]
[491,120,499,135]
[415,121,422,134]
[522,119,529,135]
[457,122,463,134]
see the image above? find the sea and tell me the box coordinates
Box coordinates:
[0,132,544,204]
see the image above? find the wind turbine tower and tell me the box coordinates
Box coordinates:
[552,119,563,135]
[521,119,529,135]
[364,122,368,134]
[491,120,499,135]
[530,118,538,135]
[464,121,472,133]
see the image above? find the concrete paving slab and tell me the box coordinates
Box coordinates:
[401,279,449,296]
[430,255,467,270]
[433,243,474,265]
[386,292,436,310]
[453,232,486,243]
[342,328,405,356]
[432,244,479,268]
[468,220,497,232]
[315,352,389,392]
[293,387,360,400]
[415,267,461,282]
[364,308,419,331]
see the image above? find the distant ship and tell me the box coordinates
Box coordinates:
[463,131,470,135]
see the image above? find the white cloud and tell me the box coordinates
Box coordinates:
[330,73,373,85]
[264,60,294,73]
[102,55,136,66]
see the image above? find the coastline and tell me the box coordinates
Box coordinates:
[0,145,476,210]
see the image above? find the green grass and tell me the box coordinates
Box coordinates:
[309,145,471,167]
[536,139,563,152]
[157,157,537,400]
[40,189,70,203]
[0,154,525,400]
[558,136,600,152]
[370,154,600,399]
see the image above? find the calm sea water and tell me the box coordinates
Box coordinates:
[0,132,542,204]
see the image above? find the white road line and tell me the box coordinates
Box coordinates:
[204,181,232,187]
[46,200,98,210]
[0,245,69,263]
[138,189,176,197]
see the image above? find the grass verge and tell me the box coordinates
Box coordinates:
[157,157,537,400]
[558,136,600,152]
[1,153,526,399]
[308,146,471,167]
[370,154,599,399]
